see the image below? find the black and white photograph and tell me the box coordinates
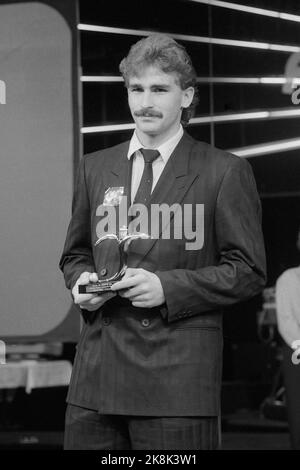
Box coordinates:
[0,0,300,454]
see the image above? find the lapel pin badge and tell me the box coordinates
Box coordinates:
[102,186,124,206]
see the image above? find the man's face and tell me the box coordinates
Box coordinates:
[127,65,194,143]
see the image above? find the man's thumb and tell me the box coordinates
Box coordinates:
[122,267,138,279]
[89,272,99,283]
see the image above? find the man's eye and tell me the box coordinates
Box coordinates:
[130,87,142,92]
[153,88,167,93]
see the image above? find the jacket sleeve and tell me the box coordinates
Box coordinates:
[59,157,95,291]
[156,157,267,323]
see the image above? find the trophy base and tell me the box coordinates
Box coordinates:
[78,280,117,294]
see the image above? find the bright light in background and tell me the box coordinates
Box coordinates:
[191,112,269,125]
[191,109,300,125]
[81,76,123,82]
[82,123,136,134]
[230,137,300,158]
[81,75,300,85]
[269,109,300,118]
[81,108,300,134]
[77,24,300,53]
[190,0,300,23]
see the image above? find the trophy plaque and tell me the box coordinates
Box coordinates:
[78,228,149,294]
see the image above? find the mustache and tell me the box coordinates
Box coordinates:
[134,109,163,118]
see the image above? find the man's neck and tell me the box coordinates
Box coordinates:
[136,125,182,148]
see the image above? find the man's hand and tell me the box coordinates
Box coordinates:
[72,272,116,312]
[111,268,165,308]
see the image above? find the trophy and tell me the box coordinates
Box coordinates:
[78,227,150,294]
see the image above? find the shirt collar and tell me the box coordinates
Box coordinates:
[127,125,184,164]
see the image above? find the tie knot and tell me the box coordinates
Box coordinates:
[140,148,160,164]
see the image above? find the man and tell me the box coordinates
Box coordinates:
[59,34,266,450]
[276,227,300,449]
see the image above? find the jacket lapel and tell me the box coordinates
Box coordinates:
[109,141,132,208]
[150,132,197,206]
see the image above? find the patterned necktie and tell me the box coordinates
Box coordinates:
[133,149,160,205]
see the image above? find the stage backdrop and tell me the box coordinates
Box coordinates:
[0,0,81,341]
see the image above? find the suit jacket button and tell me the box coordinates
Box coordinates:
[100,268,107,276]
[103,317,111,326]
[141,318,150,327]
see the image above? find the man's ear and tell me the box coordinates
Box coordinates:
[182,87,195,109]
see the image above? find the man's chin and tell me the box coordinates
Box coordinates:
[136,123,160,136]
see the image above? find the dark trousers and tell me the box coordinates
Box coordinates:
[282,343,300,449]
[64,404,219,450]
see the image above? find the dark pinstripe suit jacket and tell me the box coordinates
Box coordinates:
[59,132,266,416]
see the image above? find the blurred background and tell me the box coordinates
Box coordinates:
[0,0,300,449]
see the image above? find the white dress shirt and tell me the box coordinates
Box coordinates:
[127,125,184,203]
[276,266,300,347]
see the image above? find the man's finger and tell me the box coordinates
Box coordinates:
[78,271,98,285]
[119,287,144,299]
[79,291,116,308]
[111,275,141,291]
[79,272,92,285]
[74,292,97,304]
[89,272,99,283]
[88,292,116,305]
[131,300,149,308]
[122,268,140,279]
[79,303,99,312]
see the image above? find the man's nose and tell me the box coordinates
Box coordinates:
[141,90,153,108]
